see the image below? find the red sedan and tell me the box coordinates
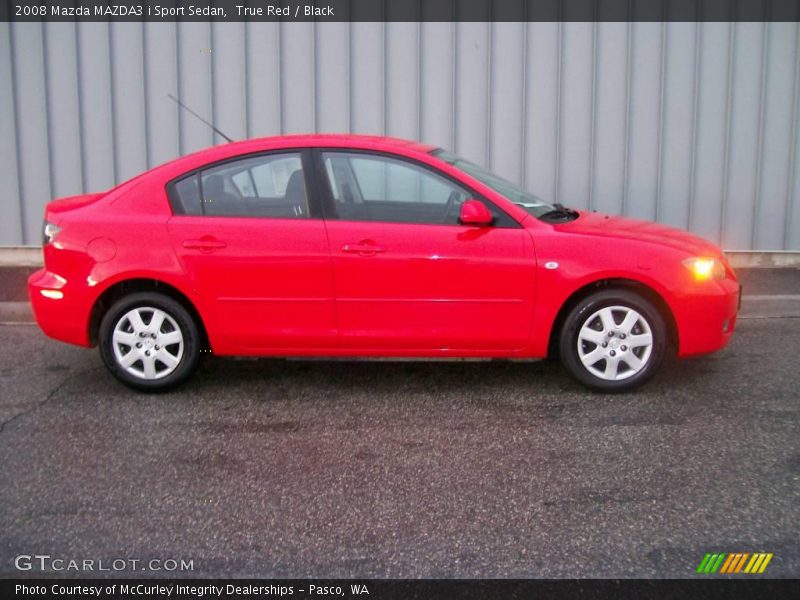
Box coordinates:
[28,134,740,392]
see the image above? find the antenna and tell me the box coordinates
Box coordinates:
[167,94,235,143]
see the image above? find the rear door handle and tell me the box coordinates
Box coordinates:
[183,237,227,252]
[341,241,386,255]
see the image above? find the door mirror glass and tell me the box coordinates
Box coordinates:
[459,199,494,226]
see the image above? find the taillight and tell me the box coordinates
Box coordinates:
[42,221,61,246]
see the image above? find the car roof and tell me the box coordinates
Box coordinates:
[260,133,436,152]
[194,133,435,160]
[148,133,438,183]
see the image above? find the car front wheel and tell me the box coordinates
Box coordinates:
[559,289,667,392]
[99,292,201,392]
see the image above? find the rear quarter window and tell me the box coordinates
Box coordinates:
[170,176,202,215]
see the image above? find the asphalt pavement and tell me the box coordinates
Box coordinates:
[0,314,798,579]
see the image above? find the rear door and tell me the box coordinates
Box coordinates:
[166,150,336,351]
[317,150,536,352]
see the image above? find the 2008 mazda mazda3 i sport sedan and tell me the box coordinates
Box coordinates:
[28,134,741,392]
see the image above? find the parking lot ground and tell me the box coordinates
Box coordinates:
[0,316,798,579]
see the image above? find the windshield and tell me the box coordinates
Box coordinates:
[431,149,555,218]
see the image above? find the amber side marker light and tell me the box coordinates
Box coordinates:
[40,289,64,300]
[682,257,726,281]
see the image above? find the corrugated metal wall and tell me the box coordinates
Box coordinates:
[1,21,799,250]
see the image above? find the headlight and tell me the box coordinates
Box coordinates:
[42,221,61,246]
[682,257,726,281]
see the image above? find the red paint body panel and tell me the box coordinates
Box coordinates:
[325,220,535,351]
[167,216,337,352]
[28,134,739,362]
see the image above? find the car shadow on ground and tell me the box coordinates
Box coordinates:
[68,351,723,432]
[181,352,720,395]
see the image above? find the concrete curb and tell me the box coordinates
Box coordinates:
[0,247,42,267]
[0,302,34,324]
[725,251,800,268]
[739,296,800,319]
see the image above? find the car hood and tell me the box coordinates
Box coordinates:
[554,210,723,257]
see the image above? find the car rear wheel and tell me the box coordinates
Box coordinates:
[99,292,201,392]
[559,289,667,392]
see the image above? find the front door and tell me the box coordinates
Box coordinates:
[318,151,536,352]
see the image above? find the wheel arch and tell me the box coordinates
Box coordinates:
[89,278,209,349]
[547,278,679,358]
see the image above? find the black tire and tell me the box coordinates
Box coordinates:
[558,288,667,392]
[99,292,201,392]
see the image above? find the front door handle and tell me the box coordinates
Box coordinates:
[341,241,386,256]
[183,236,227,252]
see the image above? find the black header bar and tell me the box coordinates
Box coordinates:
[2,0,800,23]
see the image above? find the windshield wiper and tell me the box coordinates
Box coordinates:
[539,203,579,221]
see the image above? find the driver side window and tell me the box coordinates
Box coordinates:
[322,152,470,225]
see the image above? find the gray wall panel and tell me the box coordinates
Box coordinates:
[244,21,281,138]
[111,22,148,182]
[419,22,454,150]
[754,22,796,250]
[559,22,593,207]
[177,22,213,154]
[76,23,115,193]
[523,22,559,203]
[0,22,23,244]
[211,22,247,142]
[44,22,83,200]
[660,22,698,230]
[724,22,765,249]
[348,22,383,135]
[690,22,730,243]
[592,22,628,216]
[626,22,664,222]
[787,25,800,250]
[280,21,316,134]
[315,22,350,133]
[143,21,179,168]
[385,21,420,140]
[488,22,525,182]
[12,22,52,243]
[1,20,799,250]
[454,22,490,165]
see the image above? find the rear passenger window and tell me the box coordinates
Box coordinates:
[169,153,309,218]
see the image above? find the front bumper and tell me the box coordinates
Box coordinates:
[28,268,93,347]
[674,278,741,357]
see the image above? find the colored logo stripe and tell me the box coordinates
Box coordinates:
[697,553,726,573]
[727,553,749,573]
[719,554,736,573]
[698,552,773,574]
[745,553,773,574]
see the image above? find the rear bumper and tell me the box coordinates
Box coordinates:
[674,278,741,357]
[28,268,93,347]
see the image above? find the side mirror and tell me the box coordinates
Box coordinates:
[459,199,494,226]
